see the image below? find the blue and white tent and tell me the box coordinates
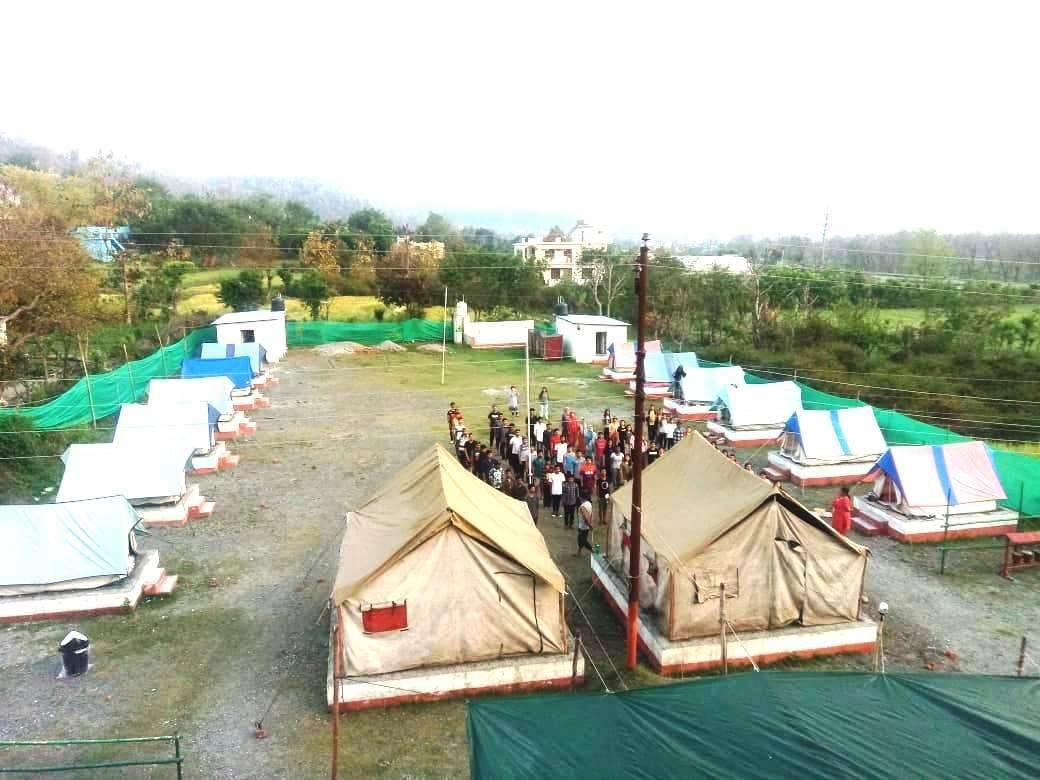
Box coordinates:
[181,357,253,390]
[664,352,699,377]
[200,342,265,375]
[114,402,219,454]
[717,381,802,429]
[643,351,672,385]
[147,377,235,418]
[780,407,887,465]
[870,441,1006,516]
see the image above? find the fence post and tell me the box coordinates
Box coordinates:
[155,326,170,376]
[1017,636,1028,677]
[123,344,137,401]
[175,734,183,780]
[77,337,97,430]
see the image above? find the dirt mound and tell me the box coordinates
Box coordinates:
[376,340,407,352]
[417,343,449,353]
[312,341,374,356]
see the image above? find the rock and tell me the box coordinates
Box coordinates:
[376,340,406,352]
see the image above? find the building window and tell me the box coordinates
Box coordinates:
[550,268,561,280]
[361,601,408,633]
[564,249,572,259]
[595,331,607,354]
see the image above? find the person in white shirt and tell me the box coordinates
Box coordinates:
[576,498,595,555]
[554,438,568,466]
[533,419,547,455]
[547,466,566,517]
[660,417,677,450]
[609,448,624,487]
[509,431,523,473]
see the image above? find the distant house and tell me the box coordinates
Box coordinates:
[676,254,753,275]
[71,226,130,262]
[514,221,609,286]
[394,235,446,261]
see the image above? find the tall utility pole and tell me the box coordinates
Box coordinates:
[819,208,830,269]
[626,233,650,670]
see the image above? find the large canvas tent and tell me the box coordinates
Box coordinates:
[330,444,577,709]
[467,672,1040,779]
[607,434,868,640]
[0,497,139,596]
[768,407,887,486]
[854,441,1018,542]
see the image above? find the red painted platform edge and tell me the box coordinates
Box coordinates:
[0,603,135,624]
[215,431,237,442]
[140,516,190,529]
[788,472,874,487]
[889,523,1019,544]
[330,674,581,712]
[720,436,782,449]
[191,466,218,476]
[591,568,874,674]
[665,411,718,422]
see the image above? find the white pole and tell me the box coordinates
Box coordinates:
[524,334,532,482]
[440,286,448,385]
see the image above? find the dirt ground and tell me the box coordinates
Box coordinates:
[1,346,1038,778]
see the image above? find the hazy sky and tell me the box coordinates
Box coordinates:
[4,2,1038,242]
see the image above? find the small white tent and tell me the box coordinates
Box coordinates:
[146,377,252,439]
[0,497,139,596]
[708,381,803,447]
[680,366,746,404]
[212,310,287,362]
[57,443,214,527]
[768,407,887,486]
[114,402,236,474]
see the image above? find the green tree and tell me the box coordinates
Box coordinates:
[439,250,543,314]
[217,270,265,311]
[580,248,631,317]
[345,208,395,254]
[295,270,330,319]
[375,241,441,317]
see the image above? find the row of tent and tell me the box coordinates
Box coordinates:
[609,345,1012,517]
[0,327,284,602]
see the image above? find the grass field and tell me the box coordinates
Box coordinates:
[874,305,1039,326]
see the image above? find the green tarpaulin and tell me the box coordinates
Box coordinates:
[467,672,1040,779]
[0,327,215,430]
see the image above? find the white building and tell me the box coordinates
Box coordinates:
[676,254,753,275]
[212,310,287,363]
[554,314,629,364]
[514,221,609,286]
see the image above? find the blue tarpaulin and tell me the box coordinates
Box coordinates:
[181,357,253,390]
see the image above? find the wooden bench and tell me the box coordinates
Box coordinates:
[1000,531,1040,578]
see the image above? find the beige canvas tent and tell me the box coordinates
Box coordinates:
[607,433,868,640]
[332,444,568,677]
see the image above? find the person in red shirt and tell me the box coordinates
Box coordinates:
[579,456,598,500]
[594,432,608,468]
[567,411,581,453]
[831,486,853,535]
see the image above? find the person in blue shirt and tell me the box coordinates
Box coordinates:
[563,446,579,477]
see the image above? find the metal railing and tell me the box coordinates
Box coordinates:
[0,735,182,777]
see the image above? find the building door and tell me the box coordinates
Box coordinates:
[595,331,607,355]
[242,329,256,343]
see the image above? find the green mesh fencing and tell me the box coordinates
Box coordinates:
[0,327,215,430]
[285,319,447,346]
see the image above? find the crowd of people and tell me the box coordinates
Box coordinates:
[445,390,693,554]
[445,387,855,546]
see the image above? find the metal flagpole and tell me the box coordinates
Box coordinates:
[441,287,448,385]
[626,234,650,670]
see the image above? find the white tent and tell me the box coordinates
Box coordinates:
[212,310,287,362]
[200,342,264,374]
[680,366,746,404]
[113,402,216,454]
[147,377,234,417]
[57,443,191,504]
[607,341,636,372]
[718,381,802,429]
[0,497,140,596]
[781,407,887,465]
[869,442,1007,517]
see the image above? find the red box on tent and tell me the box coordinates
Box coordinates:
[362,602,408,633]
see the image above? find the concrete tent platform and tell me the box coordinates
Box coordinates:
[137,484,215,528]
[591,554,876,674]
[215,412,256,440]
[232,392,270,412]
[326,618,583,712]
[853,497,1019,543]
[707,421,783,448]
[599,368,635,383]
[0,550,177,623]
[767,452,875,487]
[663,398,718,421]
[190,441,240,475]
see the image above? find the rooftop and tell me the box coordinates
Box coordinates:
[211,310,285,325]
[556,314,629,326]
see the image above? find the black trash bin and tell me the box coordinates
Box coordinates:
[59,631,90,677]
